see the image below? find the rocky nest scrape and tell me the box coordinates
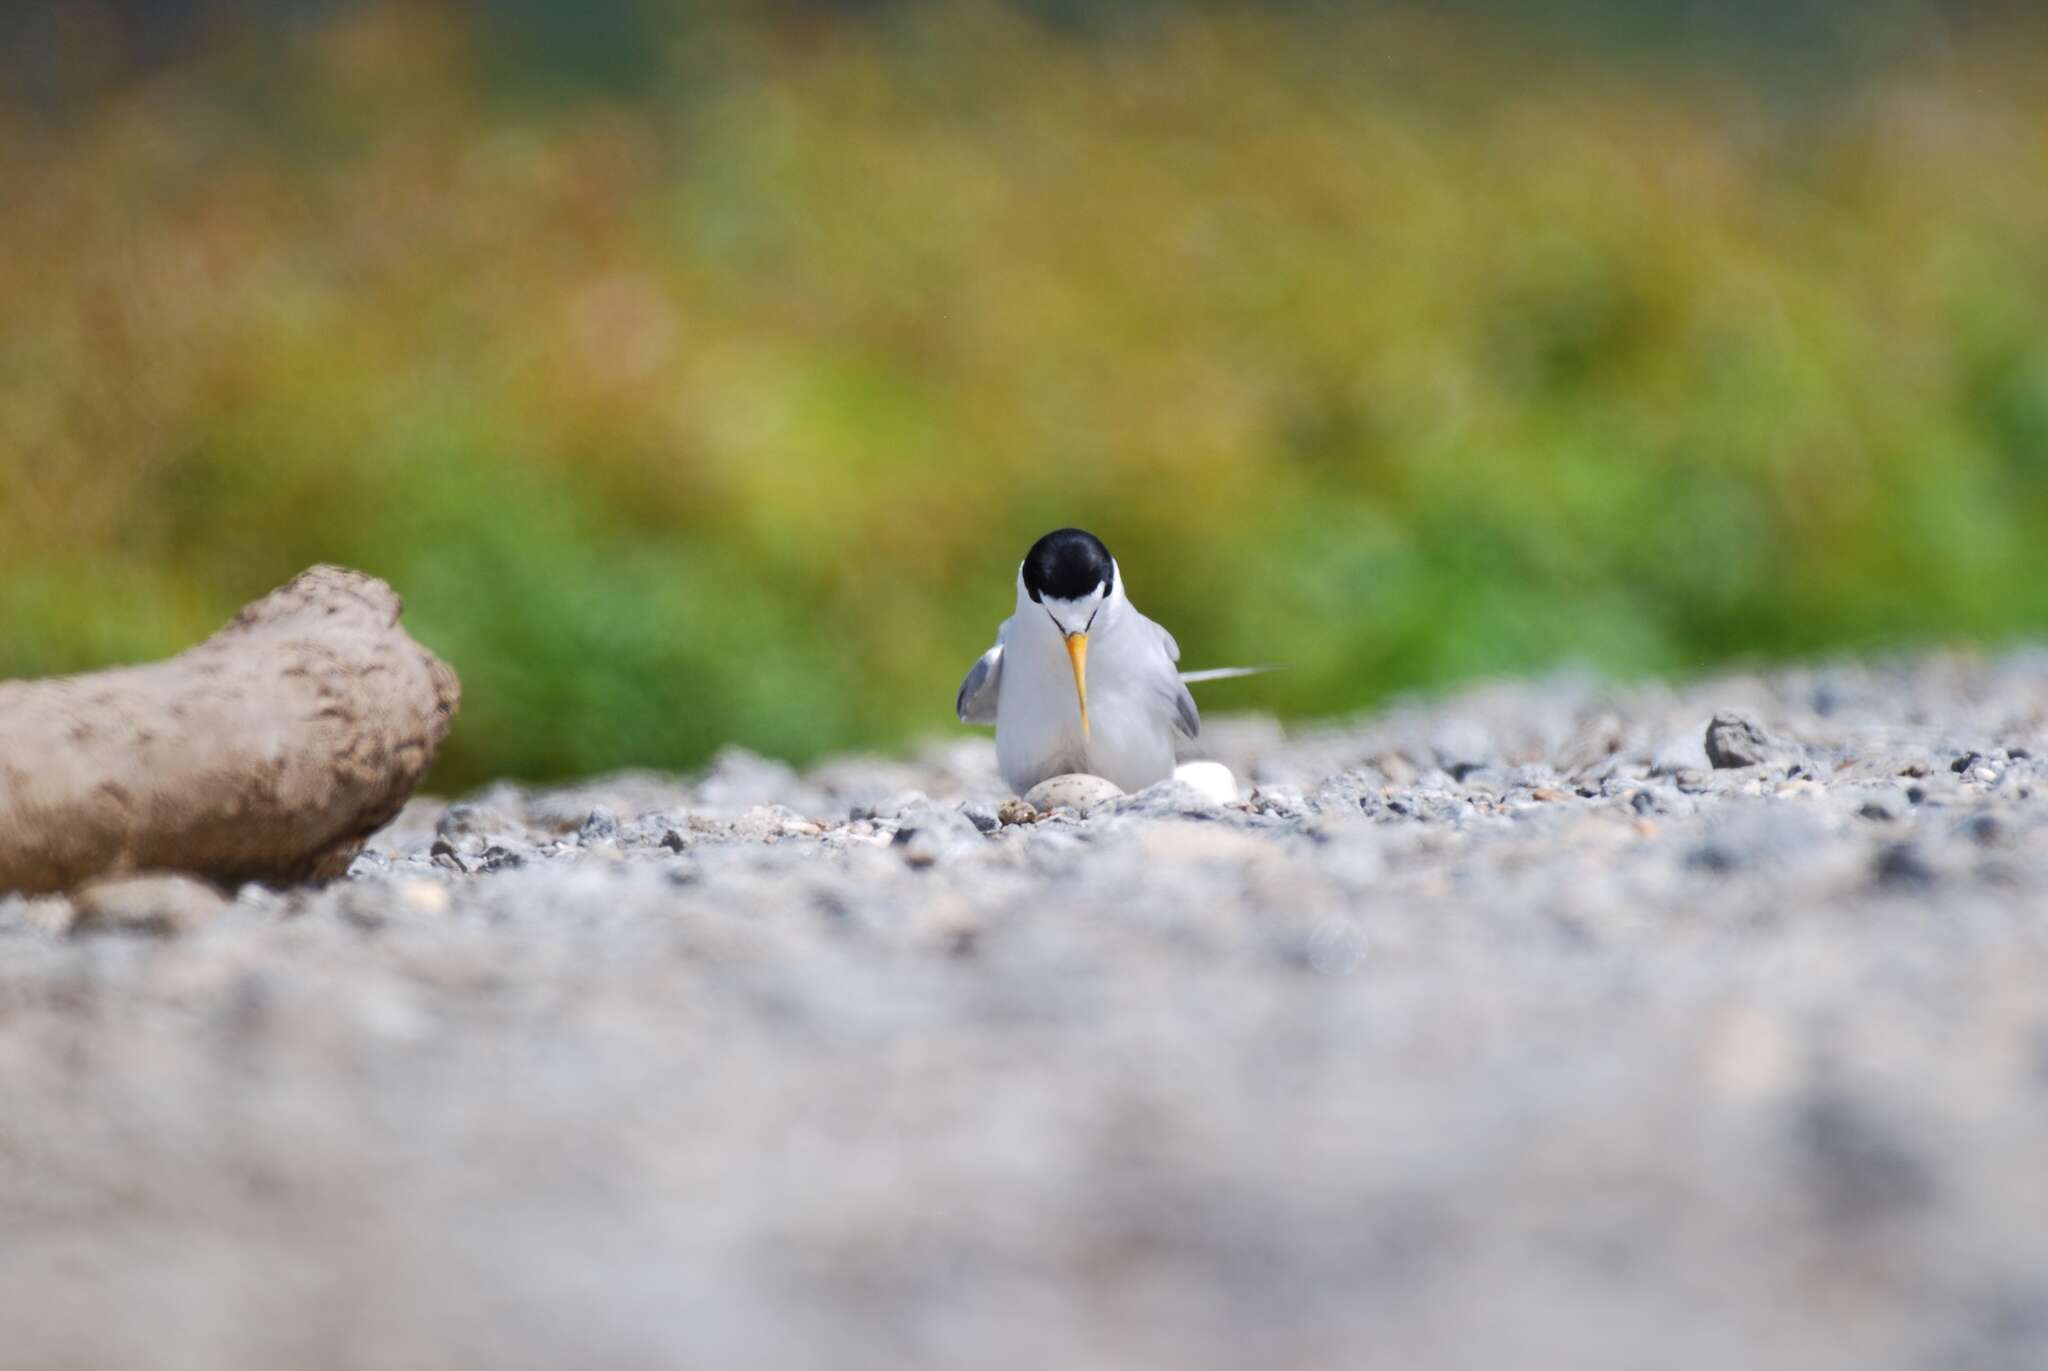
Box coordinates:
[5,651,2048,1371]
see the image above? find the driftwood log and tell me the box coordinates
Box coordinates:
[0,566,459,894]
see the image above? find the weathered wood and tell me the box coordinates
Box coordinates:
[0,566,459,893]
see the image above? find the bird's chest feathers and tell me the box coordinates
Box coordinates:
[996,625,1170,782]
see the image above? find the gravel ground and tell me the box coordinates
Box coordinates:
[6,651,2048,1371]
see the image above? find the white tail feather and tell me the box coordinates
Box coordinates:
[1179,665,1284,684]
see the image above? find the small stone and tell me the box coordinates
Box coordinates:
[734,805,810,842]
[71,875,226,938]
[890,806,985,868]
[578,806,621,843]
[849,791,930,822]
[1705,712,1773,769]
[1874,844,1936,888]
[660,830,686,853]
[1115,779,1229,819]
[437,802,517,844]
[1249,785,1306,816]
[893,829,945,868]
[1685,845,1737,874]
[1960,813,2006,847]
[480,845,526,872]
[1376,753,1420,787]
[959,802,1000,835]
[430,839,469,874]
[1023,773,1124,815]
[996,798,1038,826]
[346,850,393,878]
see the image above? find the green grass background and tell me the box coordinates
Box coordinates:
[5,2,2047,788]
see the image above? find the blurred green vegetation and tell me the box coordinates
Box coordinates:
[4,1,2048,788]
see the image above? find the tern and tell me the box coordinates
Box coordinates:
[955,528,1261,795]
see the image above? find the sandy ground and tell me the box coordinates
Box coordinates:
[5,651,2048,1371]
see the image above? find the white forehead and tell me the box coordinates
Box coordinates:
[1033,583,1108,635]
[1014,557,1120,634]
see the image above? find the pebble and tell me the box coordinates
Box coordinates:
[1249,784,1305,816]
[15,650,2040,1371]
[733,805,814,842]
[578,806,621,843]
[1705,711,1775,769]
[996,798,1038,826]
[850,790,930,821]
[1874,844,1937,888]
[890,806,986,868]
[437,802,519,846]
[480,846,526,873]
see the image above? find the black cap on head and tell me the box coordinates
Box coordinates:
[1021,528,1114,604]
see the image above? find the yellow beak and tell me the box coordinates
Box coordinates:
[1064,631,1090,739]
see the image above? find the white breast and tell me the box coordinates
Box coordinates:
[994,611,1180,795]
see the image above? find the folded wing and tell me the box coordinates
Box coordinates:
[955,637,1004,725]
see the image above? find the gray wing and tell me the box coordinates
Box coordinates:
[955,624,1007,725]
[1169,676,1200,739]
[1145,616,1200,739]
